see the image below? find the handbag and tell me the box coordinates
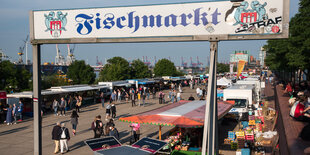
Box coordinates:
[77,101,82,107]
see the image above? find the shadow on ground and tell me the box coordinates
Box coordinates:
[0,125,30,136]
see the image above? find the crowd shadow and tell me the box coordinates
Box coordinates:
[143,102,156,107]
[69,140,88,152]
[42,120,70,128]
[80,107,98,113]
[119,130,131,144]
[76,128,92,135]
[0,125,29,136]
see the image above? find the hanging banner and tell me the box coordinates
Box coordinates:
[30,0,289,43]
[237,60,246,79]
[229,63,234,74]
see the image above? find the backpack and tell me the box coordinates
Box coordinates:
[91,122,96,130]
[61,128,66,139]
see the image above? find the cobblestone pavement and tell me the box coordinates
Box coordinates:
[0,86,204,155]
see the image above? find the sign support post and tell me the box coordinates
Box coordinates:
[202,40,218,155]
[32,44,42,155]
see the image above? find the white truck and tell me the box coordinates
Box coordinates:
[236,79,262,107]
[223,85,256,119]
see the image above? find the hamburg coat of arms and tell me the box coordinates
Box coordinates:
[44,11,67,37]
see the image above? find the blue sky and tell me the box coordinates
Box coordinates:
[0,0,300,66]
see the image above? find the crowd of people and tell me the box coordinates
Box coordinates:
[47,79,209,154]
[4,100,23,125]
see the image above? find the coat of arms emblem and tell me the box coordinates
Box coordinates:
[44,11,67,37]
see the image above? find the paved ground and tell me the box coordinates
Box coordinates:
[0,86,205,155]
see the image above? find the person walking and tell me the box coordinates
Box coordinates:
[93,115,104,138]
[76,96,82,113]
[68,96,73,110]
[172,90,177,103]
[111,104,116,119]
[52,99,59,116]
[109,125,119,140]
[105,119,115,136]
[12,104,17,124]
[137,92,141,106]
[117,89,121,102]
[130,123,141,142]
[131,91,136,107]
[159,91,163,104]
[105,103,111,121]
[70,110,79,136]
[60,97,67,116]
[179,84,182,93]
[152,88,156,99]
[100,92,105,108]
[146,88,150,100]
[142,93,146,106]
[177,92,181,102]
[5,105,13,125]
[17,100,23,121]
[52,122,61,154]
[59,123,70,154]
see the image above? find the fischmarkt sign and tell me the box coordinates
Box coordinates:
[30,0,289,43]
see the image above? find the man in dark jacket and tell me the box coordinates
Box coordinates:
[52,122,61,154]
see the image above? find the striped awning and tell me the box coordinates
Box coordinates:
[119,100,233,128]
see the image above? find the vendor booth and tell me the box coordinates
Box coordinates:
[119,100,233,153]
[0,91,7,123]
[86,137,167,155]
[217,77,232,87]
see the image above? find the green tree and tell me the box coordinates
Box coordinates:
[217,63,229,73]
[131,59,152,79]
[67,60,96,84]
[0,60,17,91]
[0,60,31,92]
[41,74,70,89]
[264,0,310,80]
[154,59,178,76]
[99,57,131,81]
[15,67,31,90]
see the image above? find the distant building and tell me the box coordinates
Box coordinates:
[230,51,249,63]
[258,47,266,68]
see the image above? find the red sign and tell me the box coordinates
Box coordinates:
[0,91,7,99]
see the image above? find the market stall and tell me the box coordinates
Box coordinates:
[85,137,167,155]
[119,100,234,153]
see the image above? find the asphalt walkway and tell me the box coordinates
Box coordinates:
[0,87,200,155]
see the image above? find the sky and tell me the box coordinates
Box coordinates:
[0,0,300,66]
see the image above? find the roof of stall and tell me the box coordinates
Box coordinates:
[119,100,233,128]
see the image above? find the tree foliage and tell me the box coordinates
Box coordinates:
[0,60,31,92]
[67,60,96,84]
[41,74,70,89]
[130,59,152,79]
[265,0,310,74]
[217,63,229,73]
[99,57,131,81]
[154,59,179,76]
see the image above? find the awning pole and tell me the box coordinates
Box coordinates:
[159,125,162,140]
[202,41,219,155]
